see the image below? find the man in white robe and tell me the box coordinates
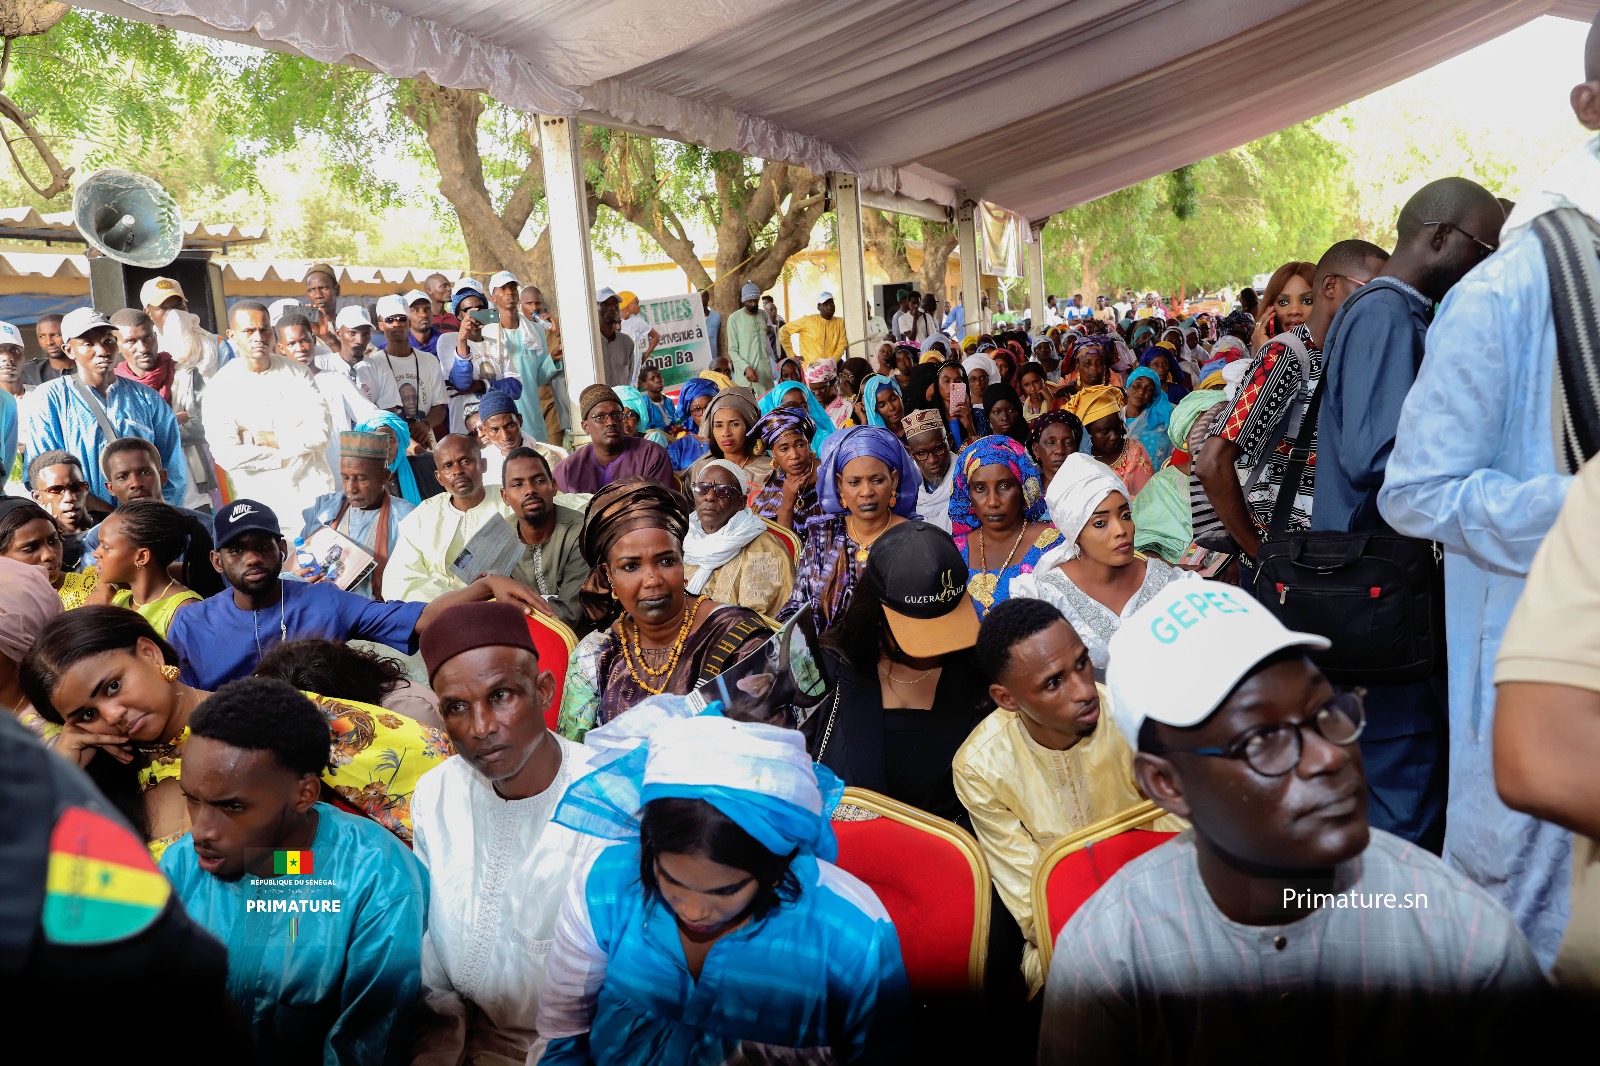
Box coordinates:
[201,301,333,525]
[386,433,517,602]
[411,602,596,1064]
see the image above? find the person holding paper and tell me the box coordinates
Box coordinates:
[386,433,522,602]
[298,430,417,600]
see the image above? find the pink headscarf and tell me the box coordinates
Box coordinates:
[0,555,61,663]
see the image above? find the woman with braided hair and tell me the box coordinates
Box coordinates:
[88,499,223,635]
[557,478,773,742]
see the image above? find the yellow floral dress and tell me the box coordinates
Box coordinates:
[135,690,454,859]
[56,568,98,610]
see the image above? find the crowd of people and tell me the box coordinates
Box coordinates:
[7,20,1600,1064]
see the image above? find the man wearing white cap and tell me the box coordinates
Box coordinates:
[25,307,186,508]
[777,291,846,366]
[479,270,563,446]
[313,304,403,415]
[372,292,448,434]
[142,276,227,379]
[1038,579,1543,1062]
[726,281,773,392]
[0,319,23,487]
[201,301,333,525]
[596,289,635,388]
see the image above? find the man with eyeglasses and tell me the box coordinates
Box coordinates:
[374,293,449,437]
[27,449,93,571]
[902,408,954,533]
[1380,19,1600,969]
[1038,580,1544,1064]
[551,385,674,494]
[1311,181,1500,858]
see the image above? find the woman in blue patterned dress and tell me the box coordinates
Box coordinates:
[948,435,1061,620]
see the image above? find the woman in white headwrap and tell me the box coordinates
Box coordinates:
[1015,453,1191,676]
[682,458,795,617]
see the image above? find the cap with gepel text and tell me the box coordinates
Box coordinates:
[1106,580,1330,750]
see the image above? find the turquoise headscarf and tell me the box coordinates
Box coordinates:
[1124,366,1176,469]
[758,380,835,452]
[859,375,901,428]
[354,411,422,505]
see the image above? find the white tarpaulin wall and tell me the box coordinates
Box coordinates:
[72,0,1597,222]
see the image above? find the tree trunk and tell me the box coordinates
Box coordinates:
[917,219,958,301]
[863,208,913,281]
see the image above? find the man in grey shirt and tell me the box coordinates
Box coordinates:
[596,287,636,387]
[1038,580,1548,1064]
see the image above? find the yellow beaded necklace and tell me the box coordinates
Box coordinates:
[621,595,705,695]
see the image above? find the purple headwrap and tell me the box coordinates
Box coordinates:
[753,405,816,452]
[817,426,920,518]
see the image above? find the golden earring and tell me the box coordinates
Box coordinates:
[160,664,180,683]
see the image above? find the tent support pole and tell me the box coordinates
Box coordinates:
[829,172,870,363]
[536,114,602,395]
[957,198,981,340]
[1027,218,1049,334]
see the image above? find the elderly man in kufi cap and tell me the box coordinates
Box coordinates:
[297,429,418,599]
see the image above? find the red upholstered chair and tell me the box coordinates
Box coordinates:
[1032,799,1177,973]
[526,613,578,731]
[760,517,801,562]
[830,787,990,1003]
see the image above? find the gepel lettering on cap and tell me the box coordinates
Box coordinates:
[1150,587,1250,644]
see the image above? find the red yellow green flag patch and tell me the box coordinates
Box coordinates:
[43,806,169,944]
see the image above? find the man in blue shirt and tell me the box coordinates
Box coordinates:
[25,307,185,510]
[1313,177,1503,855]
[941,295,965,338]
[167,497,546,689]
[162,677,428,1066]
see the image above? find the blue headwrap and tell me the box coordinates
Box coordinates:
[817,425,919,518]
[1124,366,1177,468]
[675,377,719,433]
[860,374,901,428]
[1139,347,1190,404]
[450,284,486,316]
[758,380,835,452]
[476,389,518,422]
[554,703,845,862]
[947,435,1048,536]
[354,411,422,505]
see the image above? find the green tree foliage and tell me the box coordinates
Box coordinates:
[1046,119,1357,297]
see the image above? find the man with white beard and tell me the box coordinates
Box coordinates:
[142,276,227,379]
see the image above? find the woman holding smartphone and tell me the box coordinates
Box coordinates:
[1249,261,1316,352]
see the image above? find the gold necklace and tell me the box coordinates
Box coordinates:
[977,522,1029,572]
[845,517,889,564]
[132,577,177,608]
[622,596,704,694]
[880,661,935,687]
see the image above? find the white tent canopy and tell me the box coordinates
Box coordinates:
[75,0,1596,221]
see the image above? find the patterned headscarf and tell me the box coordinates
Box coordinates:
[752,405,816,457]
[1066,384,1126,428]
[860,375,902,428]
[1027,409,1083,450]
[804,360,837,385]
[817,426,919,518]
[578,477,689,623]
[947,434,1048,536]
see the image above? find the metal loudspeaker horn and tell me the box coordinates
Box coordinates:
[71,168,183,268]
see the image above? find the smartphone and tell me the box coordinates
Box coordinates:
[468,308,497,325]
[949,382,967,409]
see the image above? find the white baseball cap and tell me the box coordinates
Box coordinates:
[816,290,835,304]
[334,305,373,330]
[1105,579,1329,751]
[451,278,483,297]
[374,294,409,321]
[0,320,22,348]
[139,276,185,309]
[596,286,617,303]
[403,289,430,306]
[488,270,519,291]
[61,307,114,341]
[267,298,302,325]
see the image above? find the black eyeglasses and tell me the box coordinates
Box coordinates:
[382,315,409,325]
[692,482,742,501]
[1421,221,1497,260]
[1155,690,1366,777]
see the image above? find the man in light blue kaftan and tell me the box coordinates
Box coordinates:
[1378,135,1600,965]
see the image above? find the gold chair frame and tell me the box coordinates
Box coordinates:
[832,786,992,994]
